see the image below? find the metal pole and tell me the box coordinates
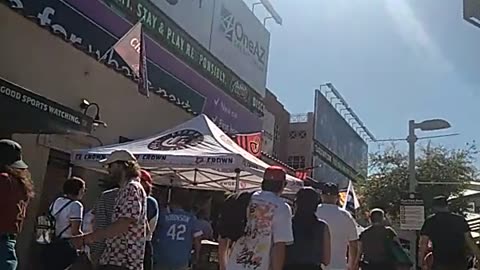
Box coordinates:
[408,120,417,193]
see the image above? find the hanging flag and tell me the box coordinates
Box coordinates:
[112,22,149,97]
[295,168,311,180]
[340,181,360,217]
[232,132,262,157]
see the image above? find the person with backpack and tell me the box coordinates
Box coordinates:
[357,208,397,270]
[218,166,294,270]
[0,139,34,270]
[284,187,331,270]
[42,177,87,270]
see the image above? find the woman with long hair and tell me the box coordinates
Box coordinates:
[0,139,34,270]
[284,187,331,270]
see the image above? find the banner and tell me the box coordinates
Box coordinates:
[112,22,149,97]
[232,132,262,158]
[294,169,311,180]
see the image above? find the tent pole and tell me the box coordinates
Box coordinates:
[234,168,241,193]
[194,169,198,186]
[67,165,73,178]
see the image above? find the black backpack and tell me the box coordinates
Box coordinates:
[217,191,254,242]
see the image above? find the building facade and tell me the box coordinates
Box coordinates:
[263,89,290,162]
[0,0,272,268]
[286,113,315,173]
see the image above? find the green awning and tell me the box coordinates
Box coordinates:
[0,77,93,134]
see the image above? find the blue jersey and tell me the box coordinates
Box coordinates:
[153,208,202,267]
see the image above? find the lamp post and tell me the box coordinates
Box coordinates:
[407,119,451,193]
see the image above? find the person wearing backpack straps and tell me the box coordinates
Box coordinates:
[42,177,87,270]
[0,139,34,270]
[218,166,294,270]
[357,208,397,270]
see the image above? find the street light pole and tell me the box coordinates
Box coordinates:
[408,120,418,193]
[406,119,451,193]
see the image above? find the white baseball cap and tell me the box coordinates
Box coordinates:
[100,150,137,165]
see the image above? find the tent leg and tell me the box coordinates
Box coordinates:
[234,169,241,193]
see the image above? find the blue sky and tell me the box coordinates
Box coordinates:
[260,0,480,154]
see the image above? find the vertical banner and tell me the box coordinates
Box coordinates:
[113,22,149,97]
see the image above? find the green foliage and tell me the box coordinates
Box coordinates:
[357,142,478,221]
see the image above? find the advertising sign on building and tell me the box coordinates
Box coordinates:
[313,90,368,187]
[3,0,264,133]
[100,0,264,117]
[210,0,270,98]
[147,0,269,98]
[262,109,275,155]
[150,0,213,48]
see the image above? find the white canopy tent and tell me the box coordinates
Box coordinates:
[71,114,304,193]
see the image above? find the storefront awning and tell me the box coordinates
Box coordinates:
[0,77,93,134]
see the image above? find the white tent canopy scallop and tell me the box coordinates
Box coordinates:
[71,114,303,193]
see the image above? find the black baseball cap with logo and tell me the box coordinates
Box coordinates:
[322,182,339,195]
[0,139,28,169]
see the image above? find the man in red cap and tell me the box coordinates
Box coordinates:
[219,166,294,270]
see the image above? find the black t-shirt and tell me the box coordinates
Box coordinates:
[285,216,327,266]
[420,212,470,266]
[360,225,397,263]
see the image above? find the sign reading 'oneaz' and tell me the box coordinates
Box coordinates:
[219,4,267,69]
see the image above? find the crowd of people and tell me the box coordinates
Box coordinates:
[0,140,212,270]
[2,138,480,270]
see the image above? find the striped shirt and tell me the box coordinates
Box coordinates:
[89,188,119,266]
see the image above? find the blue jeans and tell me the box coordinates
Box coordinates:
[0,238,17,270]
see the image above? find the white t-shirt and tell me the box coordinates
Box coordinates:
[316,204,358,270]
[227,191,294,270]
[82,210,94,234]
[50,197,83,239]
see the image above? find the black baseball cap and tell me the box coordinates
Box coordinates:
[432,195,448,208]
[322,182,339,195]
[0,139,28,169]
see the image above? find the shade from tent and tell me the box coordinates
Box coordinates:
[71,114,304,193]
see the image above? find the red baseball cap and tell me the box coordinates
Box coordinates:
[263,166,287,182]
[140,169,153,184]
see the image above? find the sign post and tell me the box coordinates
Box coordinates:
[400,193,425,269]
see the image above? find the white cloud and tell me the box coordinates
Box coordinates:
[385,0,453,72]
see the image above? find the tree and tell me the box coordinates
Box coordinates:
[357,142,478,221]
